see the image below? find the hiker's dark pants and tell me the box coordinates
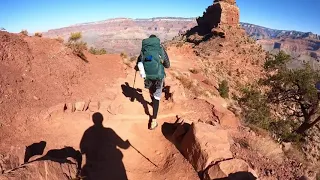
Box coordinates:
[146,79,164,119]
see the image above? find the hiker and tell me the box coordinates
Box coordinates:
[136,35,170,130]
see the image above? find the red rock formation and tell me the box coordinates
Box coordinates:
[197,0,239,33]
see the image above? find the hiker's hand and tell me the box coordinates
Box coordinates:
[125,140,131,146]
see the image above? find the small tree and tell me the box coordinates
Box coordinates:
[218,80,229,98]
[238,85,273,129]
[262,51,320,134]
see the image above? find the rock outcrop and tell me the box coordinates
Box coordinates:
[195,0,240,35]
[203,159,257,180]
[180,122,234,172]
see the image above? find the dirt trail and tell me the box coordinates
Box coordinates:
[0,50,199,179]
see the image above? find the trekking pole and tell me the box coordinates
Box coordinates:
[133,70,137,89]
[130,144,158,168]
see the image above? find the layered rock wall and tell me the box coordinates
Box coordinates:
[197,0,239,32]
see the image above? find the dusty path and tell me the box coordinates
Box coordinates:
[29,70,197,179]
[0,52,199,179]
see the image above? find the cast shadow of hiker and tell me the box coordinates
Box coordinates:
[121,82,151,116]
[24,142,82,176]
[80,112,130,180]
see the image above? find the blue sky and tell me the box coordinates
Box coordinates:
[0,0,319,34]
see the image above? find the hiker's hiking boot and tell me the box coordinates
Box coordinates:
[149,119,158,130]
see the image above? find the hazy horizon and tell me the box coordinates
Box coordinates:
[1,0,319,34]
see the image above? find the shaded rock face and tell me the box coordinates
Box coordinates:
[196,0,239,34]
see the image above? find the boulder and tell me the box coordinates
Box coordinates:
[74,102,85,111]
[88,101,100,112]
[212,107,240,128]
[204,159,257,180]
[180,122,233,172]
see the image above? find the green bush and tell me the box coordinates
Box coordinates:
[66,32,88,62]
[20,30,28,36]
[238,85,273,129]
[89,47,107,55]
[218,80,229,98]
[68,32,82,41]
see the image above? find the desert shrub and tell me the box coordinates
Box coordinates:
[89,47,107,55]
[189,68,199,74]
[120,52,128,59]
[218,80,229,98]
[174,72,204,97]
[20,30,28,36]
[129,56,138,62]
[66,32,88,62]
[234,138,250,149]
[176,42,184,48]
[68,32,82,41]
[34,32,42,37]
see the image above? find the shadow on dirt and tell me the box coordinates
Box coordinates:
[24,141,47,163]
[24,143,82,175]
[80,112,130,180]
[214,172,257,180]
[121,82,151,116]
[23,113,130,180]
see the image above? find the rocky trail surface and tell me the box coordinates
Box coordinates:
[0,40,200,179]
[1,0,316,179]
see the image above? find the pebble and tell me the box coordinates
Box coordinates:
[33,96,40,100]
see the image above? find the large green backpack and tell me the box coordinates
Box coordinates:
[141,37,165,80]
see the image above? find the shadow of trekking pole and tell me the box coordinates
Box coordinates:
[130,70,138,102]
[130,143,158,168]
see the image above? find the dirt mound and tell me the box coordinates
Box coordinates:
[0,33,86,127]
[0,31,33,69]
[0,32,124,151]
